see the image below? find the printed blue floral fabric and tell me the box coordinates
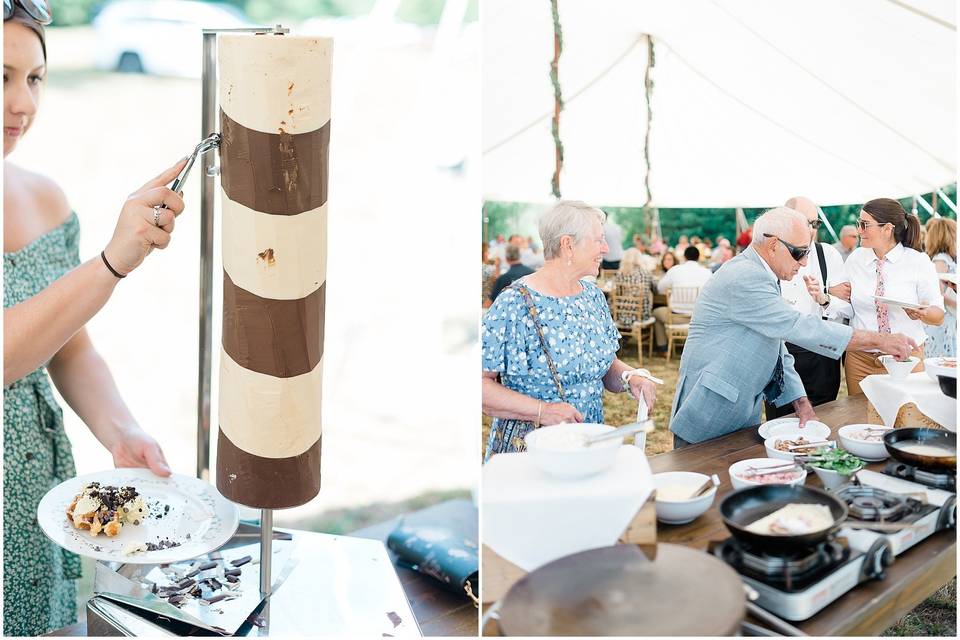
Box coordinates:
[482,278,621,456]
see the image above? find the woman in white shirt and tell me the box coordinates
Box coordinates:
[826,198,944,394]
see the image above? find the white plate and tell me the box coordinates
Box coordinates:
[38,469,239,564]
[938,273,957,286]
[872,295,927,310]
[758,418,831,441]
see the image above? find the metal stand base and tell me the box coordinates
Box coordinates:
[259,509,273,596]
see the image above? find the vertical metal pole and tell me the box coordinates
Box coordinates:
[260,509,273,596]
[198,32,217,482]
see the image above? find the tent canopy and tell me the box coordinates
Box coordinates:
[482,0,956,208]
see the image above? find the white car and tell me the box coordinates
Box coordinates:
[93,0,253,78]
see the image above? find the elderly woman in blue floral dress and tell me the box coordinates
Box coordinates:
[482,201,658,460]
[4,5,188,634]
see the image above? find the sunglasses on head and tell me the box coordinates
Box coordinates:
[763,233,810,262]
[3,0,51,24]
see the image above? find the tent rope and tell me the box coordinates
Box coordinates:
[710,0,955,172]
[882,0,956,29]
[550,0,564,198]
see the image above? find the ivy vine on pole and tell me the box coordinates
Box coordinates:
[550,0,564,199]
[642,34,656,232]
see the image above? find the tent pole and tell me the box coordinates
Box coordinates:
[935,187,957,215]
[914,193,937,218]
[817,208,839,243]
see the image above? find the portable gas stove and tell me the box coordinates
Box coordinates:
[883,460,957,491]
[710,533,891,621]
[839,469,956,558]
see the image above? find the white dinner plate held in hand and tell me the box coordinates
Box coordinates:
[38,468,239,564]
[758,418,831,441]
[872,295,927,311]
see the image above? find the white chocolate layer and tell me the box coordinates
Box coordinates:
[219,349,323,459]
[219,34,332,135]
[221,195,327,301]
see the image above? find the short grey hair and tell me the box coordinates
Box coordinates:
[539,200,606,260]
[840,225,857,238]
[752,207,807,246]
[505,245,521,262]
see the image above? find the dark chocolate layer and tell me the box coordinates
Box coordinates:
[219,109,330,216]
[222,272,324,379]
[216,430,321,509]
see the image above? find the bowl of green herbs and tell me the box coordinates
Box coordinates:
[805,447,864,490]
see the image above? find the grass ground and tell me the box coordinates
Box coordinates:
[480,336,956,636]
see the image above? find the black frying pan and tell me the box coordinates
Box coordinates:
[938,375,956,399]
[719,485,848,553]
[883,428,956,472]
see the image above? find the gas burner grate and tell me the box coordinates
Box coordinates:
[711,538,850,592]
[837,485,915,521]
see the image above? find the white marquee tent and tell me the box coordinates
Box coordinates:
[482,0,956,209]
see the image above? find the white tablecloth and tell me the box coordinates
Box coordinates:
[482,446,653,572]
[860,372,957,431]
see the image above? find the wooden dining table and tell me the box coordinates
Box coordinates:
[649,393,956,636]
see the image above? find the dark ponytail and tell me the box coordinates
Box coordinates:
[862,198,922,251]
[902,213,921,251]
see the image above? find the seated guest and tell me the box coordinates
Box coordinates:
[482,201,658,460]
[656,250,677,275]
[482,242,500,308]
[922,217,956,357]
[670,207,916,447]
[833,225,858,261]
[675,235,690,261]
[612,250,654,328]
[824,199,944,394]
[652,246,712,351]
[764,197,848,419]
[489,245,534,302]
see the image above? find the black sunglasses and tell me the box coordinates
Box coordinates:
[808,219,822,229]
[763,233,810,262]
[3,0,51,25]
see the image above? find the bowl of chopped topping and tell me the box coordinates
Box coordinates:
[729,458,807,490]
[525,423,621,479]
[838,424,892,461]
[764,433,833,461]
[806,447,865,490]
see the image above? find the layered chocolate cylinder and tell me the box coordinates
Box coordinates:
[216,34,332,509]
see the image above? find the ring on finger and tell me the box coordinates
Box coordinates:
[153,205,162,227]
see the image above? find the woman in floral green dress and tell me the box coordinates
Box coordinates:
[4,4,188,634]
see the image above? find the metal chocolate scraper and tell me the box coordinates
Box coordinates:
[171,133,221,193]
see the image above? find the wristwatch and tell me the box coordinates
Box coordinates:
[819,293,831,307]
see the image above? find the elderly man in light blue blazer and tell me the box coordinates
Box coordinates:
[670,207,917,446]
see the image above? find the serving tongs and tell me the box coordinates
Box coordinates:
[741,463,802,478]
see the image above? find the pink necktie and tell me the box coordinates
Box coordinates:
[875,257,890,333]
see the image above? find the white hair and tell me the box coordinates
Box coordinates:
[752,207,807,246]
[539,200,606,260]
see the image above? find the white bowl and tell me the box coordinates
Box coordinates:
[924,357,958,382]
[729,458,807,490]
[652,472,717,525]
[838,424,893,461]
[810,463,863,490]
[764,432,833,461]
[878,355,920,380]
[525,423,621,479]
[759,419,832,441]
